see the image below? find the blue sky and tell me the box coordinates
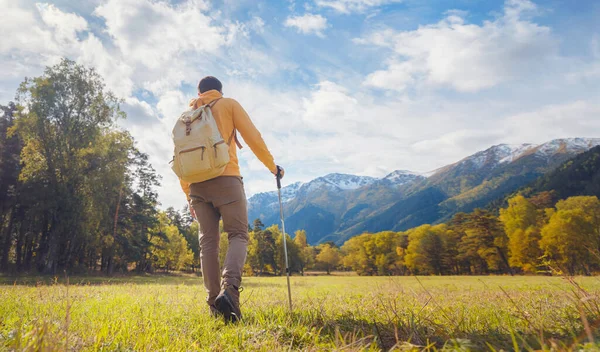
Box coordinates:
[1,0,600,209]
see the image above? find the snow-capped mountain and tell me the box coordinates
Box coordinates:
[383,170,425,186]
[448,138,600,172]
[533,138,600,157]
[497,144,536,164]
[248,172,417,210]
[296,173,377,196]
[248,137,600,246]
[247,171,421,230]
[279,181,303,202]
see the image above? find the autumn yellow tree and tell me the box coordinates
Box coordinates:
[316,244,340,274]
[341,234,370,275]
[405,224,449,275]
[150,213,193,272]
[341,231,406,275]
[457,210,510,274]
[499,195,542,272]
[294,230,315,275]
[540,196,600,275]
[273,225,301,276]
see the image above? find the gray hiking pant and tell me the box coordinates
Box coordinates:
[189,176,249,306]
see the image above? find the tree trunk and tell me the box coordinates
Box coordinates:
[0,207,16,271]
[15,224,24,271]
[24,232,34,271]
[36,216,51,272]
[496,247,514,276]
[45,234,59,274]
[107,256,114,275]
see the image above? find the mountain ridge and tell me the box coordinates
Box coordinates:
[248,137,600,244]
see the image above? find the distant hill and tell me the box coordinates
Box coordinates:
[248,171,425,244]
[248,138,600,245]
[525,145,600,201]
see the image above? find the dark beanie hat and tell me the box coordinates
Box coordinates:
[198,76,222,93]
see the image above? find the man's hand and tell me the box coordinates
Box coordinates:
[275,165,285,179]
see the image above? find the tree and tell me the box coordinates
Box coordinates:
[293,230,314,275]
[253,219,265,232]
[0,59,165,275]
[150,213,193,272]
[169,206,200,271]
[341,234,372,275]
[540,196,600,275]
[405,224,449,275]
[13,59,125,273]
[341,232,406,276]
[219,221,229,268]
[246,220,277,275]
[0,102,21,272]
[457,210,511,275]
[274,228,301,276]
[316,244,340,274]
[499,195,542,272]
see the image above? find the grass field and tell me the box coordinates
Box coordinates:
[1,274,600,351]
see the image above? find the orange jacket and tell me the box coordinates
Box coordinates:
[179,90,277,200]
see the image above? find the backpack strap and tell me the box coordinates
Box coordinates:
[210,98,242,148]
[187,98,222,126]
[184,98,243,148]
[227,129,243,149]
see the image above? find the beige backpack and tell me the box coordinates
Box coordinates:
[170,99,236,183]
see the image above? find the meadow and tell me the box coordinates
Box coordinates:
[1,274,600,351]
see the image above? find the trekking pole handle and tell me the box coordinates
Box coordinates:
[276,166,283,189]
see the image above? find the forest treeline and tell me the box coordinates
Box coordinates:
[0,59,340,275]
[0,60,188,274]
[339,194,600,276]
[1,60,599,276]
[227,193,599,277]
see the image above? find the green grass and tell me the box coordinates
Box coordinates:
[1,274,600,351]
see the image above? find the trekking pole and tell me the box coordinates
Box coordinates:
[276,166,293,312]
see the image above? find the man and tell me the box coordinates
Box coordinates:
[179,76,283,322]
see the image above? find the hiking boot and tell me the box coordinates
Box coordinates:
[215,284,242,323]
[209,304,220,318]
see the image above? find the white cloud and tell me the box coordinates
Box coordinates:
[316,0,402,14]
[0,1,53,54]
[250,16,265,33]
[36,3,88,45]
[503,100,600,143]
[284,14,328,37]
[93,0,225,70]
[361,0,557,92]
[302,81,358,130]
[78,35,134,97]
[1,0,599,211]
[119,97,180,208]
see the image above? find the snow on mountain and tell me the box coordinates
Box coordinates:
[383,170,425,185]
[248,182,302,206]
[297,173,377,195]
[279,182,303,202]
[534,138,600,157]
[455,138,600,171]
[320,173,377,190]
[498,144,536,164]
[249,138,600,207]
[249,172,407,206]
[457,144,528,170]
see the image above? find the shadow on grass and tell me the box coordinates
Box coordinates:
[0,273,286,288]
[243,309,591,351]
[0,273,202,286]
